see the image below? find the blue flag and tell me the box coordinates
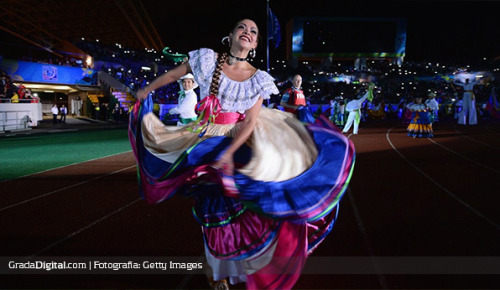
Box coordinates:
[267,8,281,49]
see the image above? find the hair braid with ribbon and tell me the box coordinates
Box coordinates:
[210,53,227,96]
[189,52,228,137]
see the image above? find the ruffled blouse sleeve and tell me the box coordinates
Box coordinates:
[252,70,280,100]
[188,48,279,113]
[188,48,217,98]
[218,70,279,113]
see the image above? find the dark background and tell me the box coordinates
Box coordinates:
[0,0,498,67]
[302,20,398,53]
[143,0,500,65]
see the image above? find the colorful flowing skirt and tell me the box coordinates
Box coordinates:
[401,108,413,126]
[128,96,355,289]
[367,107,386,120]
[407,111,434,138]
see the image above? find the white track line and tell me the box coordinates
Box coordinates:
[0,165,136,212]
[427,138,500,174]
[347,188,388,289]
[26,198,141,260]
[454,126,499,149]
[0,150,132,183]
[484,123,500,134]
[386,127,500,231]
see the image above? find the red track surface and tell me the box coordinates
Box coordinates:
[1,117,500,289]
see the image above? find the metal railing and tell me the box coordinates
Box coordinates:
[0,98,40,103]
[0,110,32,132]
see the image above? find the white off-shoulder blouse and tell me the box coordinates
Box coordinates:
[188,48,279,114]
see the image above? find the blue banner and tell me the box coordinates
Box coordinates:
[268,8,281,49]
[0,59,96,85]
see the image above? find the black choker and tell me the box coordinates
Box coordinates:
[228,52,247,65]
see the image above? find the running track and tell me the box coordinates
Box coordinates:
[1,117,499,289]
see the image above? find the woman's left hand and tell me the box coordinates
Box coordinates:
[136,89,149,100]
[214,152,234,176]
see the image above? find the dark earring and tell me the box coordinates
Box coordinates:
[249,48,256,59]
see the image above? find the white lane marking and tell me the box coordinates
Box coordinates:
[454,126,499,149]
[0,150,133,183]
[26,198,141,259]
[484,123,500,134]
[427,138,500,174]
[386,127,500,231]
[348,188,388,289]
[0,165,136,212]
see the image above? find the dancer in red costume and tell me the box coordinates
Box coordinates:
[280,74,306,115]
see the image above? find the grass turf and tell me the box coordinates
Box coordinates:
[0,128,132,181]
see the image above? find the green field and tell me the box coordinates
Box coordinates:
[0,129,132,181]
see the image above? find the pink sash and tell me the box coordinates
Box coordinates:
[214,112,245,124]
[195,95,245,125]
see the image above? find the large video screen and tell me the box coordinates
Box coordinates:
[292,17,406,58]
[1,59,97,85]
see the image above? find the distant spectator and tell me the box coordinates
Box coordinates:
[60,104,67,124]
[112,103,122,123]
[93,103,100,120]
[51,104,59,124]
[4,75,15,100]
[103,103,110,120]
[0,72,7,100]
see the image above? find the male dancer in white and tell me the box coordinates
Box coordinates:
[342,83,374,135]
[425,92,439,123]
[453,78,478,125]
[169,73,198,125]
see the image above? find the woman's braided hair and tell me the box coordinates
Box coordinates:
[209,52,228,96]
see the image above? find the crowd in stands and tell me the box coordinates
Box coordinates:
[266,57,499,123]
[73,38,176,66]
[0,70,40,103]
[4,38,500,123]
[15,54,90,68]
[102,65,181,103]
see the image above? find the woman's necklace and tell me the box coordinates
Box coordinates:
[228,52,247,65]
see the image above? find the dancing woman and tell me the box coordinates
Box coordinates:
[407,97,433,138]
[131,18,355,289]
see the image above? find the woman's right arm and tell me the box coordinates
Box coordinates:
[136,62,192,100]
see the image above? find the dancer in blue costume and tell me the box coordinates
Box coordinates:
[130,19,355,290]
[407,97,434,138]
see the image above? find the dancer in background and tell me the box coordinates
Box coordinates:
[342,83,374,135]
[131,18,355,290]
[280,74,306,115]
[453,77,479,125]
[280,73,315,123]
[407,96,433,138]
[169,73,199,125]
[367,99,386,120]
[425,92,439,124]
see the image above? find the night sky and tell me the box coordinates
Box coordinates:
[143,0,500,66]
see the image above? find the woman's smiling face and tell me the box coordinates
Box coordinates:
[230,19,259,50]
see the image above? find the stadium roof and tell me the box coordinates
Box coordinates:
[0,0,164,59]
